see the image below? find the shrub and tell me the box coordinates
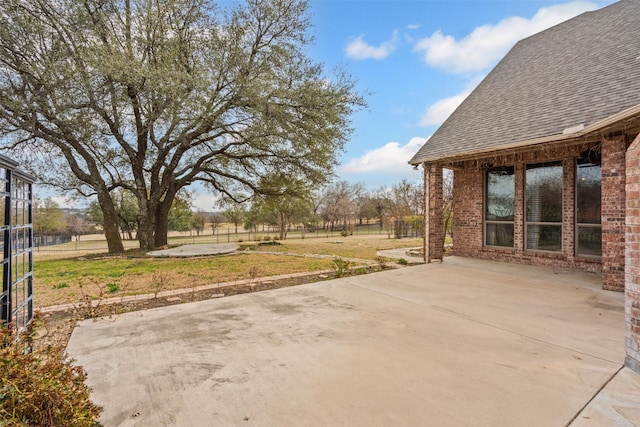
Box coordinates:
[332,257,353,278]
[398,258,409,266]
[263,235,271,242]
[375,256,389,269]
[340,230,348,237]
[0,320,102,426]
[151,272,169,299]
[258,241,281,246]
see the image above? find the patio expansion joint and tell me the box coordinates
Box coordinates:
[563,364,625,427]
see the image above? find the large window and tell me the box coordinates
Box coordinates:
[485,167,515,247]
[576,161,601,256]
[525,162,562,252]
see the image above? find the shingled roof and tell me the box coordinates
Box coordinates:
[410,0,640,165]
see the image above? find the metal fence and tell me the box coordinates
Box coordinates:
[34,234,72,248]
[0,156,35,336]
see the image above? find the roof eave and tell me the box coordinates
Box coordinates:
[408,103,640,166]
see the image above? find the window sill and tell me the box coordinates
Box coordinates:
[574,255,602,263]
[523,250,564,258]
[483,246,515,252]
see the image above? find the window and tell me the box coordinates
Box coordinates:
[485,167,514,247]
[525,162,562,252]
[576,161,601,256]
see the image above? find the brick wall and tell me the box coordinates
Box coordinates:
[428,164,444,261]
[452,165,483,257]
[602,136,627,291]
[562,158,576,262]
[625,134,640,373]
[450,143,605,274]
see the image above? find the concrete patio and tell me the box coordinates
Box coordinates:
[66,256,639,426]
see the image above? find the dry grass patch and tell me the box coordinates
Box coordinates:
[34,252,333,307]
[249,235,423,259]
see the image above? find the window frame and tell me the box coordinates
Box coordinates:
[484,166,515,249]
[524,161,563,253]
[575,159,602,258]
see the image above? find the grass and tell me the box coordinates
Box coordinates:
[248,235,423,259]
[35,253,334,307]
[33,235,423,308]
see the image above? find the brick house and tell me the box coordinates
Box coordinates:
[409,0,640,372]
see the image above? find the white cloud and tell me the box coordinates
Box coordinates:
[419,91,470,127]
[413,1,598,74]
[344,30,399,60]
[407,24,420,30]
[419,77,483,126]
[341,137,427,174]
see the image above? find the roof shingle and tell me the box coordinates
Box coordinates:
[409,0,640,164]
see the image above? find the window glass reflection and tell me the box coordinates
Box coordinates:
[486,168,514,221]
[526,163,563,223]
[526,163,562,252]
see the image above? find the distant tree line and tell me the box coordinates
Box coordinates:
[33,198,93,245]
[32,178,426,245]
[221,178,424,240]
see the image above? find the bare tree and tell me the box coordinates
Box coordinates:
[209,213,226,235]
[190,212,207,237]
[378,180,423,238]
[66,215,89,241]
[318,181,365,233]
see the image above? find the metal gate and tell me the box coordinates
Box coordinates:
[0,155,34,336]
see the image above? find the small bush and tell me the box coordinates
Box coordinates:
[107,282,119,293]
[398,258,409,266]
[340,230,349,237]
[0,320,103,426]
[375,256,389,269]
[73,281,104,320]
[151,272,169,299]
[263,235,271,242]
[248,266,261,281]
[332,257,353,278]
[258,241,281,246]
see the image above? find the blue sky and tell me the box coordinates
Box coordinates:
[302,0,615,192]
[46,0,618,210]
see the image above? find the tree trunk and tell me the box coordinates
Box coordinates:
[153,198,172,249]
[97,190,124,253]
[138,207,155,251]
[279,212,286,240]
